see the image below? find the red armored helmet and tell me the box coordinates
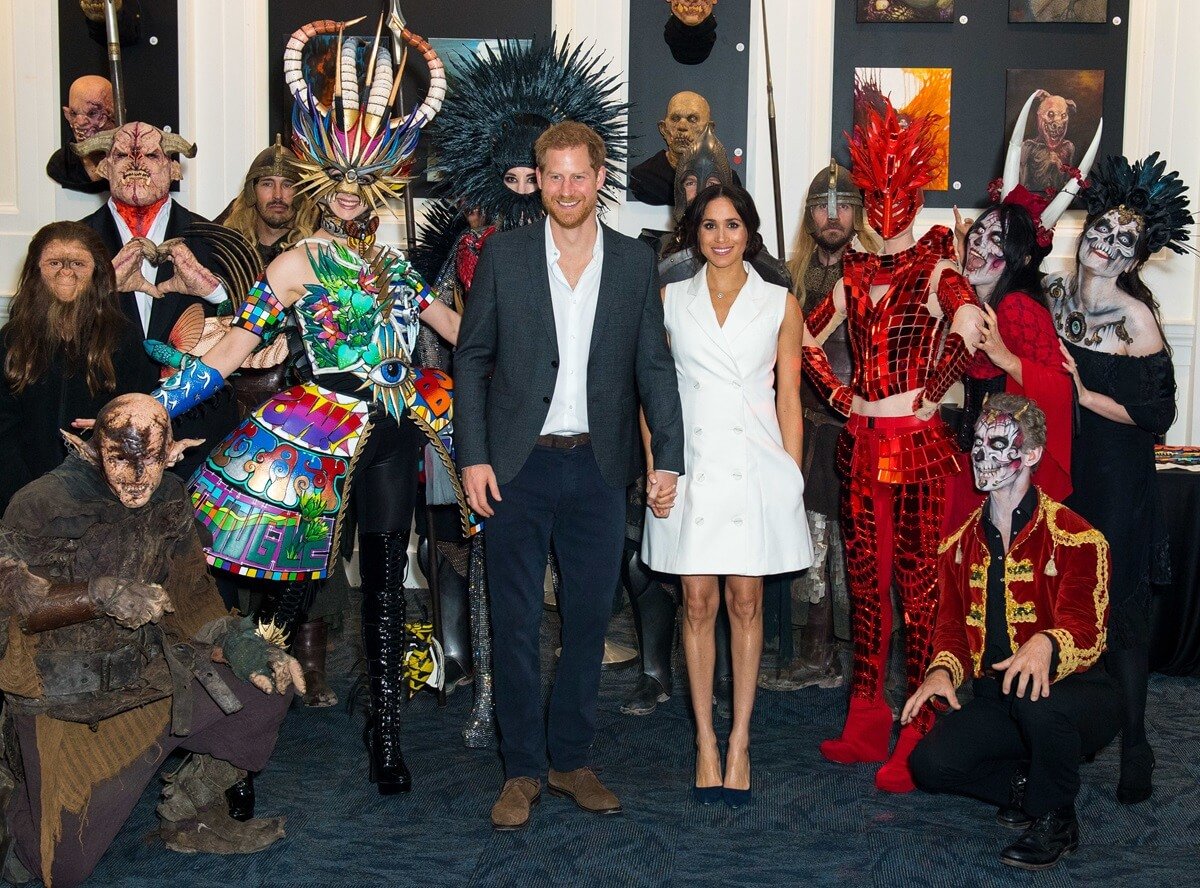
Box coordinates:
[846,103,942,239]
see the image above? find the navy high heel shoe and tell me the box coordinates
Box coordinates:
[723,749,751,808]
[694,741,723,805]
[693,785,723,805]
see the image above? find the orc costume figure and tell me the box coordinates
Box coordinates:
[0,395,296,888]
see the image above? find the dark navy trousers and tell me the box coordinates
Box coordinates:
[486,444,625,779]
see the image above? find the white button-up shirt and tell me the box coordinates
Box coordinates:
[540,214,603,436]
[107,197,228,335]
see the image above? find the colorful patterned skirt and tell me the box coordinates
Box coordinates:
[189,382,372,581]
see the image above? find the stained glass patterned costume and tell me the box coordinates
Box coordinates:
[150,7,460,795]
[802,105,977,793]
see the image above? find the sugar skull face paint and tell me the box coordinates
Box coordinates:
[972,411,1024,493]
[1078,208,1143,278]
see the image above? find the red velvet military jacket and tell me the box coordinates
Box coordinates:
[928,487,1110,686]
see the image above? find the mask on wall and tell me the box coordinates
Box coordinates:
[663,0,718,65]
[62,75,115,143]
[659,91,713,168]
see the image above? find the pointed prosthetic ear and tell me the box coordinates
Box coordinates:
[168,437,205,467]
[61,430,100,466]
[170,159,183,182]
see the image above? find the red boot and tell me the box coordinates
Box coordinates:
[874,723,924,793]
[820,697,893,764]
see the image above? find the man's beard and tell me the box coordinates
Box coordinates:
[256,203,295,230]
[815,225,853,253]
[543,192,597,230]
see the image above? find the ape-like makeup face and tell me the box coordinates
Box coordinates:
[1036,95,1073,149]
[1078,208,1143,278]
[965,210,1007,288]
[62,75,115,142]
[95,396,172,509]
[972,412,1026,493]
[38,238,96,304]
[101,123,181,208]
[668,0,716,27]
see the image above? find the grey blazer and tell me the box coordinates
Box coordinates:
[454,220,685,488]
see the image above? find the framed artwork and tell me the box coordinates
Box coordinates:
[856,1,955,24]
[1005,68,1104,196]
[853,67,952,190]
[1009,1,1109,23]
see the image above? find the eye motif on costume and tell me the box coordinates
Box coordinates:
[355,321,416,421]
[368,359,408,387]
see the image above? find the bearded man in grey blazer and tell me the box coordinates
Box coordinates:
[455,121,685,830]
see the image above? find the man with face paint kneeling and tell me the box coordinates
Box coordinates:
[0,394,298,887]
[905,393,1120,872]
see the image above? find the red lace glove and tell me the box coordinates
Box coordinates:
[913,331,970,411]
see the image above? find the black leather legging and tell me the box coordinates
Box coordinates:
[354,412,424,534]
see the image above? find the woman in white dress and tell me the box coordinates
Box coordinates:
[643,185,813,805]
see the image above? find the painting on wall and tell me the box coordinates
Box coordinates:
[856,1,955,24]
[853,67,951,190]
[1005,68,1104,196]
[1009,1,1109,23]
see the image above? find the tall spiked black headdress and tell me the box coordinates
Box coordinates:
[428,35,627,230]
[1084,152,1194,256]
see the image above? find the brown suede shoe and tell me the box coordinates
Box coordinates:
[491,777,541,831]
[548,767,622,814]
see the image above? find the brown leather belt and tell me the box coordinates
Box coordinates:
[536,433,591,449]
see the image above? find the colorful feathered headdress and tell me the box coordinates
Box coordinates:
[283,4,445,213]
[427,35,627,230]
[1083,152,1194,256]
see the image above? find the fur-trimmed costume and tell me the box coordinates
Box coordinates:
[0,456,288,888]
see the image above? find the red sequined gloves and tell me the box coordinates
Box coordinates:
[803,345,854,417]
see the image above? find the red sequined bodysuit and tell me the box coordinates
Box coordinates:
[802,224,977,791]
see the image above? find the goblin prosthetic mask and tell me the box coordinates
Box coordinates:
[75,121,197,208]
[660,92,713,167]
[664,1,718,64]
[62,75,115,143]
[66,394,198,508]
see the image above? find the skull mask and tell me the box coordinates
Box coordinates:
[1078,208,1143,278]
[971,411,1026,493]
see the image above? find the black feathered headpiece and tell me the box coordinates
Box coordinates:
[1084,152,1195,256]
[427,35,627,230]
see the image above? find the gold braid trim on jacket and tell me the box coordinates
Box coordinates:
[1039,493,1110,682]
[927,650,965,688]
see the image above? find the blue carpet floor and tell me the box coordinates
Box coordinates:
[89,607,1200,888]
